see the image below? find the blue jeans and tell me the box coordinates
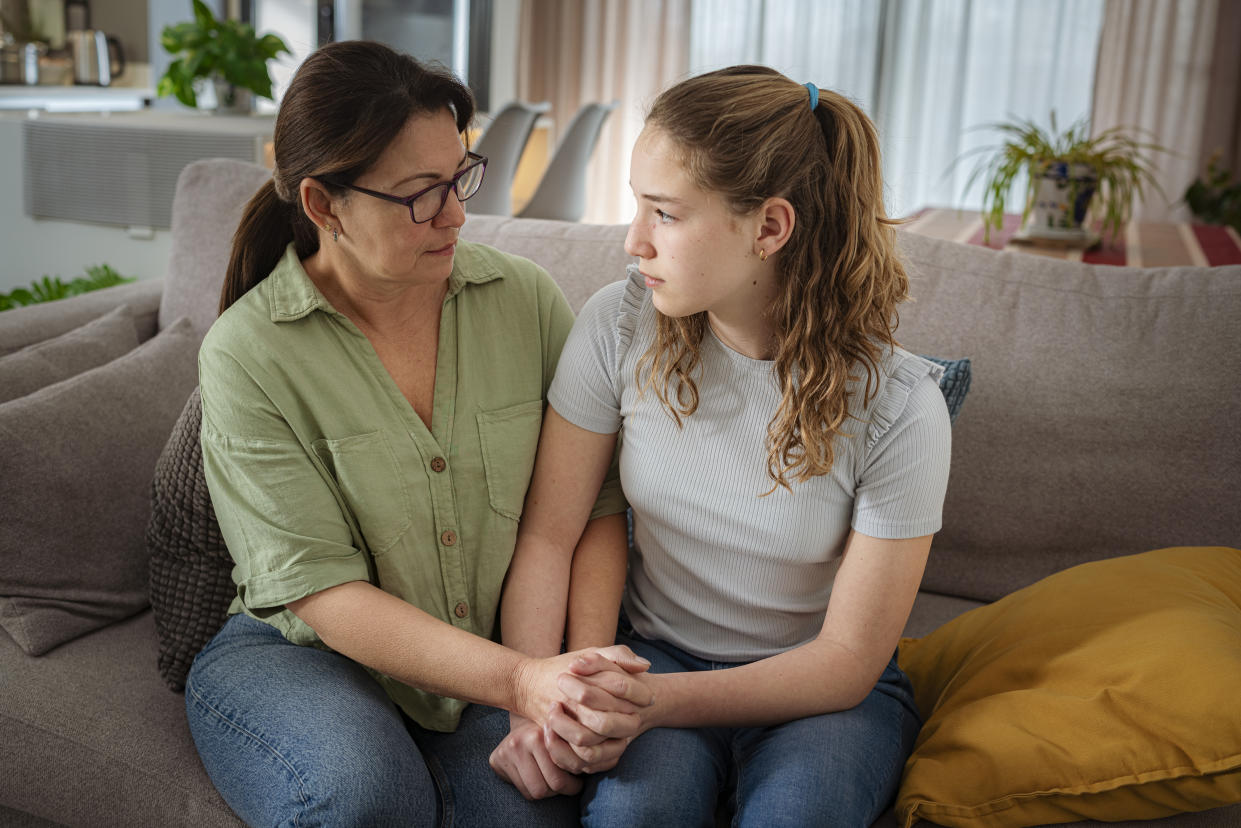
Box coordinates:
[185,613,579,828]
[580,623,922,828]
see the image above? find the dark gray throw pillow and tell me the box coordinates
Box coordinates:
[147,387,234,691]
[0,318,200,655]
[0,304,139,404]
[921,354,972,425]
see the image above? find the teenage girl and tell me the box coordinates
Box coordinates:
[492,65,951,826]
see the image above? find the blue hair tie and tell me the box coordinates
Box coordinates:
[804,82,819,111]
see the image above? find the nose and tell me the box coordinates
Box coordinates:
[435,189,467,229]
[625,216,653,259]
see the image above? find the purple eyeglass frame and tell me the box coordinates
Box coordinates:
[321,151,488,224]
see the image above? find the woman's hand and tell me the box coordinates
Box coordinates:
[512,645,652,730]
[489,713,584,800]
[489,705,636,797]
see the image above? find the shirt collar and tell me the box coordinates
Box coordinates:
[266,241,504,324]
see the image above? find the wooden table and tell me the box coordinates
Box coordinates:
[903,207,1241,267]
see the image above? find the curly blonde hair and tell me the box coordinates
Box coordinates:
[636,66,909,491]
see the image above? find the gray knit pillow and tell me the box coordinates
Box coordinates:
[146,387,234,691]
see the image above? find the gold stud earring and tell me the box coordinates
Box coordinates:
[759,249,768,262]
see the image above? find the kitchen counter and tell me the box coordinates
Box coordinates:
[0,62,155,112]
[0,83,154,111]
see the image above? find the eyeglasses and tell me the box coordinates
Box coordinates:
[323,152,488,224]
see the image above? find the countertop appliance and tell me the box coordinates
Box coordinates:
[67,28,123,86]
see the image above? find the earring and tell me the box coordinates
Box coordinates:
[323,224,338,242]
[759,249,768,262]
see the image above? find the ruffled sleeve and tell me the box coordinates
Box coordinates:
[852,350,952,540]
[865,353,944,452]
[547,275,640,434]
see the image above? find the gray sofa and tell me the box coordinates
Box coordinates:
[1,158,1238,828]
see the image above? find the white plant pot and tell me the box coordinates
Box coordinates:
[1027,161,1098,238]
[211,75,253,115]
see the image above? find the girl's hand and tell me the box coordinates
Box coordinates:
[555,650,660,741]
[543,701,634,773]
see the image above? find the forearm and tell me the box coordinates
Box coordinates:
[289,581,529,713]
[500,528,575,659]
[644,637,881,730]
[565,512,628,651]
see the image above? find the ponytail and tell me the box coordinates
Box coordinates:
[219,180,308,314]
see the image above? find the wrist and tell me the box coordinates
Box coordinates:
[642,673,672,731]
[509,655,538,721]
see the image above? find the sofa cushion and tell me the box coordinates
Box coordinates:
[0,305,139,404]
[0,318,200,655]
[894,231,1241,602]
[0,278,163,357]
[0,610,243,826]
[896,546,1241,827]
[148,388,233,691]
[160,159,274,334]
[919,355,970,425]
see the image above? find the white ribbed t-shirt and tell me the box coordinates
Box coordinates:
[548,269,951,662]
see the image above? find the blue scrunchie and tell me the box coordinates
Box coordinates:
[804,82,819,110]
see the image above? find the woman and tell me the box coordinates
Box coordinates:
[494,66,951,826]
[186,41,649,827]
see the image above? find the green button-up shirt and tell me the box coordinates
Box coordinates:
[199,242,624,731]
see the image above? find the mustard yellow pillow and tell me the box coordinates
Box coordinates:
[896,546,1241,827]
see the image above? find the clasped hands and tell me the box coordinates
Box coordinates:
[490,645,655,800]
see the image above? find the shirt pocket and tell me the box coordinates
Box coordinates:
[476,399,544,521]
[312,430,412,553]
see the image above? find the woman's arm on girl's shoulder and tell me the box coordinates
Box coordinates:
[557,530,931,737]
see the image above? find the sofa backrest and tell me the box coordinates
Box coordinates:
[160,159,633,332]
[166,158,1241,604]
[161,159,275,334]
[892,231,1241,600]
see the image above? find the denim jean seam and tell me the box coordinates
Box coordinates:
[418,748,452,828]
[185,679,313,822]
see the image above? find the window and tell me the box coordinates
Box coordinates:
[691,0,1105,218]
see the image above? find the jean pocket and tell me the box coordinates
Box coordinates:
[476,400,543,520]
[312,430,411,553]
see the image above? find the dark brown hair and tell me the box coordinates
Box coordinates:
[637,65,909,490]
[219,41,475,314]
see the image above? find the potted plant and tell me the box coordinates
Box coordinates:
[1184,152,1240,234]
[960,113,1167,243]
[157,0,289,114]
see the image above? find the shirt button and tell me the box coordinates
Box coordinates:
[440,529,457,546]
[454,601,469,619]
[430,457,446,473]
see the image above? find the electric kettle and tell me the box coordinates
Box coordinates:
[68,30,124,86]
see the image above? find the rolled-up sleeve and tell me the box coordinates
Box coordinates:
[199,346,371,618]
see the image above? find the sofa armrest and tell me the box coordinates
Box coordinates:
[0,278,165,356]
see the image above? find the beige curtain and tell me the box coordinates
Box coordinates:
[518,0,691,224]
[1091,0,1241,222]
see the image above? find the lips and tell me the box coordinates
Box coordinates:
[428,240,457,256]
[641,271,663,288]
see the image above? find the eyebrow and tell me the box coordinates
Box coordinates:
[391,151,470,190]
[635,190,686,206]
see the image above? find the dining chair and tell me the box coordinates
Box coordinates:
[516,101,619,222]
[469,100,552,216]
